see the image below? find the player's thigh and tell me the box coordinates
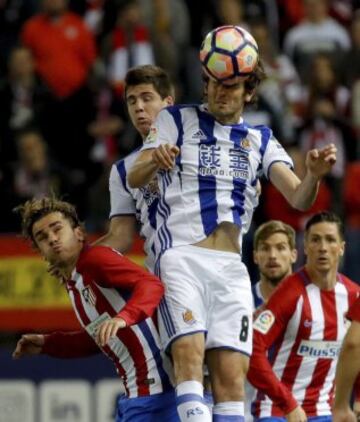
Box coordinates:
[206,257,253,355]
[158,247,208,351]
[171,331,206,363]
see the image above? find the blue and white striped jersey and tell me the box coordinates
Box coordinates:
[109,148,159,271]
[141,104,293,257]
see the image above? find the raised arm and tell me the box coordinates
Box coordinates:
[93,215,137,252]
[269,144,337,211]
[127,145,179,188]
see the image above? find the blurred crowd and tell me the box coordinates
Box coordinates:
[0,0,360,279]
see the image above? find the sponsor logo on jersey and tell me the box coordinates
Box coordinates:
[145,127,157,144]
[253,310,275,334]
[85,312,111,339]
[82,285,97,307]
[303,319,313,328]
[297,340,341,359]
[198,144,249,179]
[182,309,196,325]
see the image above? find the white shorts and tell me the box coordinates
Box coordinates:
[157,244,253,356]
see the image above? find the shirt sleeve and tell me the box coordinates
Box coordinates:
[262,133,294,179]
[247,278,300,414]
[42,330,100,358]
[141,107,179,151]
[109,163,136,218]
[84,246,164,326]
[347,296,360,323]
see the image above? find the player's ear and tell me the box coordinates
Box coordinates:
[165,95,174,106]
[244,90,255,103]
[74,226,85,243]
[339,241,345,257]
[291,249,298,264]
[253,250,258,264]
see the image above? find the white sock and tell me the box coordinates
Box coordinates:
[213,401,245,421]
[176,380,212,421]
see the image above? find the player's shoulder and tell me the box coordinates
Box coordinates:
[165,103,199,112]
[78,245,122,269]
[243,123,274,144]
[244,122,271,131]
[271,271,306,300]
[339,273,360,293]
[162,103,200,118]
[113,146,142,169]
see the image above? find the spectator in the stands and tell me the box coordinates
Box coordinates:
[0,46,49,166]
[344,11,360,89]
[0,130,69,232]
[21,0,98,171]
[283,0,351,81]
[105,0,154,97]
[297,54,356,217]
[0,0,38,78]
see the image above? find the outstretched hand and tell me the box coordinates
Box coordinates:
[96,317,127,347]
[12,334,45,359]
[152,144,179,171]
[305,143,337,179]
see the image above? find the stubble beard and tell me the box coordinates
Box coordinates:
[265,269,290,287]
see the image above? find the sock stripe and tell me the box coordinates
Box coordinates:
[176,393,205,406]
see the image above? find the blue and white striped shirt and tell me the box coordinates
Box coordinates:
[109,148,159,271]
[141,103,293,257]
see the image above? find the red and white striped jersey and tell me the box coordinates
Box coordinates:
[248,268,360,418]
[57,245,172,398]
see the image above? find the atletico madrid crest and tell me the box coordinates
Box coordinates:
[82,285,97,307]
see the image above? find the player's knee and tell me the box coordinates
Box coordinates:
[212,375,245,402]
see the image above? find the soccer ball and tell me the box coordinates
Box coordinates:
[200,25,259,84]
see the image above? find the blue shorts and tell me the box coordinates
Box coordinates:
[256,416,332,422]
[116,390,179,422]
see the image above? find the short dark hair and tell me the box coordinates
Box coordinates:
[254,220,296,250]
[305,211,344,240]
[244,59,266,98]
[124,65,175,99]
[15,196,83,246]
